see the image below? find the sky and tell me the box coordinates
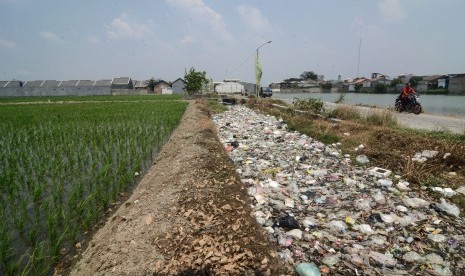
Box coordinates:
[1,0,464,85]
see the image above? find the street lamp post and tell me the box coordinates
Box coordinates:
[255,40,272,98]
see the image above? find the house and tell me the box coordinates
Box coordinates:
[448,74,465,94]
[133,80,148,90]
[348,77,369,92]
[111,77,133,89]
[363,73,391,88]
[171,78,186,94]
[417,75,448,91]
[153,80,170,94]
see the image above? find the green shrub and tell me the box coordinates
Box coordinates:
[293,98,325,114]
[374,83,388,93]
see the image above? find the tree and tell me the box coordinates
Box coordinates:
[409,76,423,87]
[300,71,318,81]
[184,67,208,95]
[374,82,388,93]
[145,78,158,92]
[390,78,402,87]
[320,82,333,90]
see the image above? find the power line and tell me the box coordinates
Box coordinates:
[222,50,256,81]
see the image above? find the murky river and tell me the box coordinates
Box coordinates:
[272,92,465,118]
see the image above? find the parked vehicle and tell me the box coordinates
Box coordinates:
[260,87,273,98]
[395,93,422,114]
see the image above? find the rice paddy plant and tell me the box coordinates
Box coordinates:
[0,97,187,274]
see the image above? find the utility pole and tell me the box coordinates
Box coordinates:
[255,40,272,97]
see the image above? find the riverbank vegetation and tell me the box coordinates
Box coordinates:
[0,95,187,274]
[248,98,465,214]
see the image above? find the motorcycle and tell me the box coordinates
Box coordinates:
[395,93,422,114]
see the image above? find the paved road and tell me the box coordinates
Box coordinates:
[325,103,465,134]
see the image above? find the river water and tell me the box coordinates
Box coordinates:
[272,92,465,118]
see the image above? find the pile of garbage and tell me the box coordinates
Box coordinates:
[213,106,465,275]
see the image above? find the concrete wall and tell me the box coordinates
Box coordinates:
[0,86,111,97]
[111,89,148,96]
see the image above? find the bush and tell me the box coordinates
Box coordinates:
[320,82,333,90]
[293,98,325,114]
[374,83,388,93]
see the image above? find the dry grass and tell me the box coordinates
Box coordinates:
[329,105,362,120]
[365,110,398,127]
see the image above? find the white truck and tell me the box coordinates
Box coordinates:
[214,79,245,104]
[214,79,244,95]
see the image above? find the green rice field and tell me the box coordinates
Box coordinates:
[0,95,187,274]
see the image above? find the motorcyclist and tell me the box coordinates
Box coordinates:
[401,82,415,108]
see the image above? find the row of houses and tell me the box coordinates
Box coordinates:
[0,77,188,94]
[0,76,259,96]
[343,73,465,94]
[270,72,465,94]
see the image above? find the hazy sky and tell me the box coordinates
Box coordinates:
[1,0,464,84]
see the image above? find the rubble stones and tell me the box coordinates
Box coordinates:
[213,106,464,275]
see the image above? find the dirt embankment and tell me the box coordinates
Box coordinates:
[65,101,290,275]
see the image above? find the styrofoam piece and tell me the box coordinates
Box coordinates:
[369,167,392,178]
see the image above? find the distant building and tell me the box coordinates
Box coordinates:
[171,78,186,94]
[153,80,170,94]
[76,80,95,87]
[23,80,45,87]
[94,80,112,87]
[133,80,148,90]
[42,80,61,87]
[364,73,391,88]
[0,80,22,87]
[417,75,448,91]
[111,77,133,89]
[448,74,465,94]
[60,80,79,87]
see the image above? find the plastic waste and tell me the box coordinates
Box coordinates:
[322,254,340,267]
[402,251,424,263]
[327,220,347,234]
[402,197,429,208]
[428,233,447,243]
[279,214,300,230]
[369,167,392,178]
[356,154,369,164]
[296,262,321,276]
[287,229,303,240]
[437,198,460,217]
[395,205,408,212]
[377,179,393,187]
[369,251,397,267]
[355,224,375,235]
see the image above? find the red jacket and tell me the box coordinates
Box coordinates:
[402,86,415,98]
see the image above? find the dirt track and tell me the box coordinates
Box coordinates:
[325,102,465,134]
[65,101,289,275]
